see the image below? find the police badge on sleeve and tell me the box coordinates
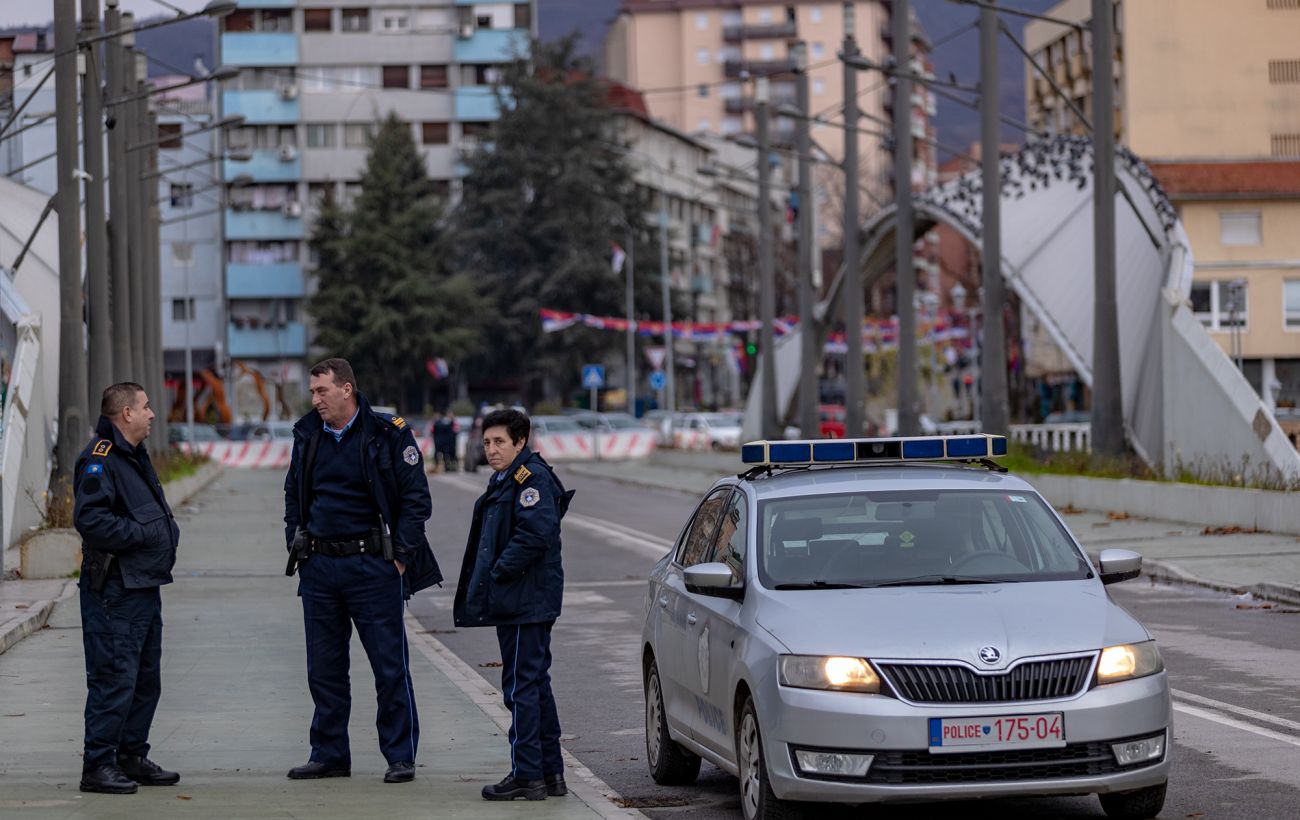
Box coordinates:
[403,445,420,465]
[520,487,540,508]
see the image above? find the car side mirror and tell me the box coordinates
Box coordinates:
[1098,549,1142,585]
[684,562,744,600]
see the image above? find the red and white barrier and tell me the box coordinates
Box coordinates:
[182,440,294,469]
[672,430,710,451]
[530,431,655,461]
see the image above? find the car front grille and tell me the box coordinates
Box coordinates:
[863,737,1162,784]
[879,656,1094,703]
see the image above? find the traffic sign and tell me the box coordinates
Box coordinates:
[649,371,666,391]
[582,364,605,389]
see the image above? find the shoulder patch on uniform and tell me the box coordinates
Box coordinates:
[520,487,540,508]
[91,439,112,457]
[513,465,532,484]
[403,445,420,465]
[85,462,104,475]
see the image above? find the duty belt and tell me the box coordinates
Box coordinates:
[308,536,379,557]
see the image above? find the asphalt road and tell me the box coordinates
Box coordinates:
[412,467,1300,819]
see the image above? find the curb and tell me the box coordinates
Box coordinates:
[564,463,710,497]
[405,613,650,820]
[0,579,76,656]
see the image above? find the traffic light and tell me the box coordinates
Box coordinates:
[745,342,757,357]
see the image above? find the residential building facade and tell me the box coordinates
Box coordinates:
[1025,0,1300,412]
[218,0,534,418]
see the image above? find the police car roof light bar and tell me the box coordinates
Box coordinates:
[740,435,1008,468]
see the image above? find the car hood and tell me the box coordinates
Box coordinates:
[755,581,1150,668]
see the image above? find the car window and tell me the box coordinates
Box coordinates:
[757,489,1091,587]
[676,488,732,568]
[710,491,748,581]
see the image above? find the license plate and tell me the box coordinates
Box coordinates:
[928,713,1065,753]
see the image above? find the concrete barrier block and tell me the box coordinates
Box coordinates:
[20,529,81,579]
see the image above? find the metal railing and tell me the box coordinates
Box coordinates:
[1009,423,1092,453]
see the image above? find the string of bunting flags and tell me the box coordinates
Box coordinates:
[539,309,972,353]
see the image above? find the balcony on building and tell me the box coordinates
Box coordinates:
[225,147,301,183]
[228,322,307,358]
[722,21,798,42]
[222,89,300,125]
[219,32,298,67]
[454,86,501,121]
[453,28,529,64]
[724,58,797,79]
[226,262,305,299]
[724,96,755,115]
[225,208,305,241]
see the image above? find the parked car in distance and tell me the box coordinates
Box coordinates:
[642,410,678,446]
[680,412,744,451]
[168,423,224,445]
[575,412,643,433]
[246,421,295,441]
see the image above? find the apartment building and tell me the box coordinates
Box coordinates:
[1025,0,1300,411]
[217,1,534,417]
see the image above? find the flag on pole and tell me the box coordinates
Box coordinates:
[425,358,450,379]
[611,242,626,274]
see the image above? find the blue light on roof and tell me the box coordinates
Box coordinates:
[812,441,855,462]
[901,438,945,459]
[945,436,989,458]
[741,443,767,464]
[740,435,1009,469]
[769,442,812,463]
[992,437,1008,456]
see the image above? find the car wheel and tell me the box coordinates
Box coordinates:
[1098,782,1167,819]
[737,696,803,820]
[645,658,701,785]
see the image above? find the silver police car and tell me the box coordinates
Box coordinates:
[641,436,1170,820]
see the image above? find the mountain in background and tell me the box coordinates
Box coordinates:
[0,16,214,77]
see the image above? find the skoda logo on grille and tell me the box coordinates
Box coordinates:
[977,646,1002,665]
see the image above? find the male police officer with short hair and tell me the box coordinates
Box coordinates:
[454,409,574,801]
[283,358,441,784]
[74,382,181,794]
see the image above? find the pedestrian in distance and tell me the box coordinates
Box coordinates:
[283,358,442,784]
[432,411,458,473]
[453,408,575,801]
[74,382,182,794]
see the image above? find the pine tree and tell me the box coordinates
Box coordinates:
[309,112,484,408]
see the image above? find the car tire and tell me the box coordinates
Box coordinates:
[1098,782,1167,819]
[645,659,701,785]
[737,696,803,820]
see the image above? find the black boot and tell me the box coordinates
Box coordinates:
[482,774,547,801]
[287,760,351,780]
[545,772,568,796]
[80,764,139,794]
[384,761,415,783]
[117,754,180,786]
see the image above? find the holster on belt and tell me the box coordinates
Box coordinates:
[285,527,310,576]
[371,524,395,562]
[85,549,114,592]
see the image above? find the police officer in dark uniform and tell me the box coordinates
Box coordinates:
[283,358,441,784]
[454,409,574,801]
[74,382,181,794]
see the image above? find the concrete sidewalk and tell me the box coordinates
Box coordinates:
[0,470,639,819]
[569,449,1300,606]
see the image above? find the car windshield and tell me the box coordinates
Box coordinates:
[603,415,641,430]
[758,489,1091,588]
[536,417,583,433]
[700,413,740,427]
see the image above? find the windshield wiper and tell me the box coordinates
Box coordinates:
[773,580,871,590]
[874,575,1010,587]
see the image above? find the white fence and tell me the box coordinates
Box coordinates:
[1009,423,1092,453]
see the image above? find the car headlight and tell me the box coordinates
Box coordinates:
[1095,640,1163,685]
[779,655,880,693]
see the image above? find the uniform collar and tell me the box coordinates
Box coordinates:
[323,406,361,441]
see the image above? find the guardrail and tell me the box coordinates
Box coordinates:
[1009,423,1092,453]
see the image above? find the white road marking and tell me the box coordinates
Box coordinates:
[1173,702,1300,749]
[1173,688,1300,734]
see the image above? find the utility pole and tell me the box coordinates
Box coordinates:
[841,2,865,438]
[1091,0,1123,456]
[105,0,132,384]
[979,0,1009,435]
[82,0,112,408]
[146,109,167,449]
[793,42,819,439]
[625,223,636,416]
[756,76,779,439]
[893,0,919,436]
[659,190,675,413]
[53,0,88,494]
[127,49,147,382]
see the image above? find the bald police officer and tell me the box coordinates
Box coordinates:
[74,383,181,794]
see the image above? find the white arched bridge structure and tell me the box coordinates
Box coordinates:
[745,136,1300,480]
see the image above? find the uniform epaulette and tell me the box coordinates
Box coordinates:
[91,439,113,457]
[513,465,533,484]
[378,413,408,431]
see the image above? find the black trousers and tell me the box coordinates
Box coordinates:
[496,622,563,780]
[80,574,163,768]
[299,553,418,765]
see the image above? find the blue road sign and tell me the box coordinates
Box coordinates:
[582,364,605,390]
[649,371,666,391]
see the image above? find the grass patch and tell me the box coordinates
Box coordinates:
[1003,443,1300,492]
[155,449,210,484]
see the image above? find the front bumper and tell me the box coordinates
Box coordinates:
[762,671,1171,803]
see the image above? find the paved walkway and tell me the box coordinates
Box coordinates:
[0,471,639,820]
[569,449,1300,605]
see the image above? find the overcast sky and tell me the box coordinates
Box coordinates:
[0,0,210,29]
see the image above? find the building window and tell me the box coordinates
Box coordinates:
[382,65,409,89]
[697,47,709,65]
[813,78,826,95]
[260,9,291,32]
[697,83,709,98]
[172,242,193,264]
[341,8,370,32]
[1268,0,1300,9]
[169,183,194,207]
[415,8,451,31]
[303,8,332,32]
[696,12,709,30]
[223,9,254,32]
[1219,211,1261,246]
[812,42,825,58]
[473,65,503,85]
[514,4,531,29]
[157,122,182,149]
[308,182,334,208]
[810,5,823,23]
[1286,281,1300,329]
[1268,59,1300,83]
[172,298,196,322]
[758,9,772,23]
[302,67,335,92]
[722,116,743,135]
[1273,133,1300,157]
[697,119,711,133]
[343,123,374,147]
[421,122,449,145]
[760,44,775,60]
[1191,280,1249,331]
[462,121,491,139]
[305,123,335,148]
[379,10,409,31]
[420,65,448,89]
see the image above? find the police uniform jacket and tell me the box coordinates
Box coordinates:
[284,394,442,596]
[453,448,574,627]
[73,416,180,589]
